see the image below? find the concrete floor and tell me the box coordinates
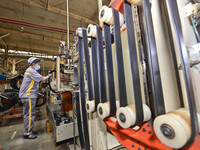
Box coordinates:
[0,105,80,150]
[0,105,126,150]
[0,119,79,150]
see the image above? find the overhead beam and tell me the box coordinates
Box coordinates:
[0,28,59,43]
[0,27,74,45]
[17,0,97,24]
[98,0,103,26]
[0,45,58,55]
[0,39,7,48]
[0,33,10,39]
[0,54,54,61]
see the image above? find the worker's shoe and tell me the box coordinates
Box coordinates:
[23,134,37,139]
[32,130,38,135]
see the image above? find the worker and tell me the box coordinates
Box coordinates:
[19,57,52,139]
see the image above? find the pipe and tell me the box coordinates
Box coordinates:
[0,17,74,34]
[67,0,69,49]
[0,17,74,33]
[0,19,72,33]
[0,19,63,33]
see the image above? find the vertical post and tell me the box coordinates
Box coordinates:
[98,0,103,26]
[52,56,55,69]
[12,59,16,74]
[3,49,8,92]
[67,0,69,49]
[4,49,8,70]
[43,60,45,76]
[56,56,61,91]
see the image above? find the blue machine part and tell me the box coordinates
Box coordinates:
[0,74,7,80]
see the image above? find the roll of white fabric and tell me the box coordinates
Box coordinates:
[153,108,200,149]
[116,104,151,128]
[97,101,120,119]
[86,100,95,113]
[99,5,124,26]
[77,27,83,37]
[87,24,97,38]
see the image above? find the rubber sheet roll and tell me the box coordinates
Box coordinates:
[97,101,120,119]
[77,27,83,37]
[116,104,151,129]
[126,0,142,6]
[153,108,200,149]
[86,100,95,113]
[99,5,124,26]
[87,24,97,38]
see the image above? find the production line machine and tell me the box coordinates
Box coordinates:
[47,41,79,144]
[71,0,200,149]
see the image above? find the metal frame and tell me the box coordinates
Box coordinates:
[105,118,200,150]
[0,104,41,121]
[104,118,172,150]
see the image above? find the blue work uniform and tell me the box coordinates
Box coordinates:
[19,66,43,136]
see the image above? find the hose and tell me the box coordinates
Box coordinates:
[48,69,57,93]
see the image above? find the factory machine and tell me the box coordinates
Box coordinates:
[71,0,200,149]
[1,0,200,149]
[47,41,79,143]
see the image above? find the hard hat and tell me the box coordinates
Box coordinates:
[28,57,43,65]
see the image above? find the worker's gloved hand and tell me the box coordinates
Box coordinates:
[48,74,52,78]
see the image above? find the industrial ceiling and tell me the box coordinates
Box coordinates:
[0,0,110,55]
[0,0,110,75]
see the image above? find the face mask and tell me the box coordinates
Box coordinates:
[35,65,40,71]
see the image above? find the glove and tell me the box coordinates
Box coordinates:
[48,74,52,78]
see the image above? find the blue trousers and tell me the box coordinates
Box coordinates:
[21,98,36,135]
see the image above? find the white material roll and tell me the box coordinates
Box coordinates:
[97,101,120,119]
[119,12,124,27]
[153,108,198,149]
[143,104,152,122]
[99,5,124,26]
[77,27,83,38]
[126,0,142,6]
[99,6,113,25]
[86,100,95,113]
[179,108,200,132]
[116,104,151,129]
[87,24,97,38]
